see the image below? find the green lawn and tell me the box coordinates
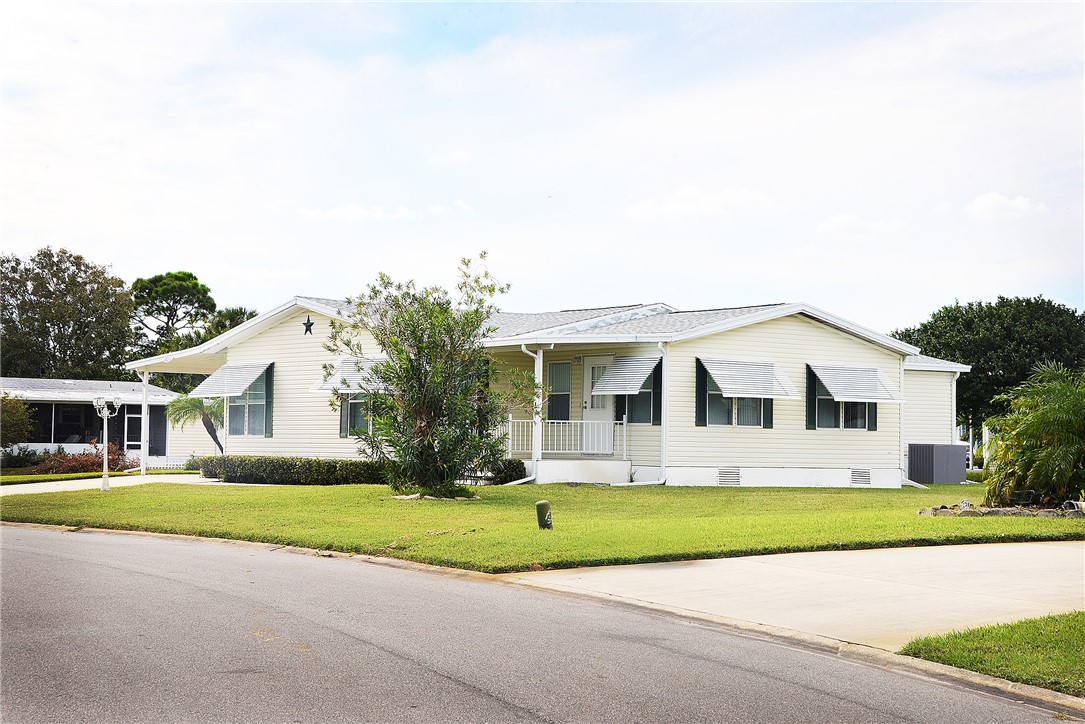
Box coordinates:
[900,612,1085,698]
[1,484,1081,572]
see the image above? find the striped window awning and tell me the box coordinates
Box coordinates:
[809,364,904,403]
[311,357,386,393]
[590,355,661,396]
[700,359,801,400]
[189,363,271,398]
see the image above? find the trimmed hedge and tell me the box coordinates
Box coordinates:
[197,456,393,485]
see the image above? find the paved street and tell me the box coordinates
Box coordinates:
[1,526,1067,723]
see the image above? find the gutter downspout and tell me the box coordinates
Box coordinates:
[951,371,960,446]
[899,356,906,484]
[658,341,668,485]
[520,344,551,482]
[139,370,149,475]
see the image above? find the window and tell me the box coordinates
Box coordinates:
[809,372,876,431]
[626,373,654,424]
[547,361,571,421]
[706,377,763,426]
[340,393,369,437]
[229,370,267,436]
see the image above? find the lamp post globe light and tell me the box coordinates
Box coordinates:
[93,396,121,492]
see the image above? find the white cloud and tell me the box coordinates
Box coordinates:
[453,199,475,214]
[429,149,471,165]
[427,204,449,215]
[965,192,1049,222]
[626,186,769,220]
[815,214,906,238]
[299,203,412,221]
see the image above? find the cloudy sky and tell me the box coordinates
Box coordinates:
[3,2,1082,334]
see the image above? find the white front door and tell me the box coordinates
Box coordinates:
[582,355,614,454]
[124,413,142,451]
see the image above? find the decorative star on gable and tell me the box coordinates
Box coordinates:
[303,315,314,335]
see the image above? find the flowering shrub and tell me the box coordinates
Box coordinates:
[31,442,136,474]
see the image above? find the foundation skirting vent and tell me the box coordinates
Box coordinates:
[850,468,872,486]
[717,467,741,486]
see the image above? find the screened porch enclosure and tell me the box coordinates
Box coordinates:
[27,402,168,456]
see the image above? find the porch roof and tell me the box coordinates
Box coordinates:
[0,377,178,406]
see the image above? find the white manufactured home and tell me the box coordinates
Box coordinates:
[126,297,969,487]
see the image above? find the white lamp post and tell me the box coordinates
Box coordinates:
[93,396,121,492]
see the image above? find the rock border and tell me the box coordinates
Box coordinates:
[919,503,1084,518]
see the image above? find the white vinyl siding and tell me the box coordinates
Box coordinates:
[166,421,220,458]
[903,370,956,445]
[667,314,903,469]
[220,310,375,458]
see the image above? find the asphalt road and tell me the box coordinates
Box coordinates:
[0,526,1061,723]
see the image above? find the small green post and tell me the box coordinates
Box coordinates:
[535,500,552,530]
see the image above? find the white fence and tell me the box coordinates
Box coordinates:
[505,418,627,458]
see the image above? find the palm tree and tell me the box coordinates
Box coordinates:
[984,362,1085,506]
[166,395,224,455]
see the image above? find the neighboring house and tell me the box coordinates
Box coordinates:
[125,297,970,487]
[0,377,220,467]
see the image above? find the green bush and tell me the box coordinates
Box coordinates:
[966,470,988,483]
[490,458,527,484]
[1,444,49,469]
[197,455,393,485]
[182,455,202,471]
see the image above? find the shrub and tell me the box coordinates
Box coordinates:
[197,455,393,485]
[490,458,527,485]
[1,444,49,470]
[966,470,988,483]
[183,455,203,471]
[30,443,136,474]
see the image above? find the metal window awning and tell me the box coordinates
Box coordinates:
[311,357,386,393]
[189,363,271,398]
[590,355,661,396]
[809,364,904,403]
[700,358,801,400]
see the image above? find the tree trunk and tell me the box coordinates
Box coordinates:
[201,414,224,454]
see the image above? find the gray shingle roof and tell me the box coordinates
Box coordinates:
[488,305,645,337]
[567,305,785,337]
[0,377,178,404]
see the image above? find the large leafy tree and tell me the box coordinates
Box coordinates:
[0,394,34,449]
[165,395,224,454]
[893,297,1085,428]
[190,306,258,345]
[131,271,216,356]
[984,362,1085,506]
[326,253,532,497]
[1,247,134,380]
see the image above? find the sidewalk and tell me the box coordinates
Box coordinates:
[0,474,223,496]
[503,541,1085,650]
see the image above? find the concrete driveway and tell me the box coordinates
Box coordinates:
[503,541,1085,650]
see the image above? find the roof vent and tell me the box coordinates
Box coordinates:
[717,467,741,486]
[850,468,871,485]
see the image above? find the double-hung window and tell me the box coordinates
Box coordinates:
[340,393,369,437]
[547,361,571,421]
[706,376,764,427]
[626,373,654,424]
[806,365,885,432]
[229,370,268,436]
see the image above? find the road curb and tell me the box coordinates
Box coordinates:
[499,575,1085,718]
[5,521,1082,717]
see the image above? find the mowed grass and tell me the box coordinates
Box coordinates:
[2,483,1081,573]
[900,612,1085,698]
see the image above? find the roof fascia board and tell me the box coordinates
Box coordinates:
[668,303,919,356]
[904,358,972,372]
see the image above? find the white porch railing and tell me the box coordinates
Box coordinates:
[505,417,627,458]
